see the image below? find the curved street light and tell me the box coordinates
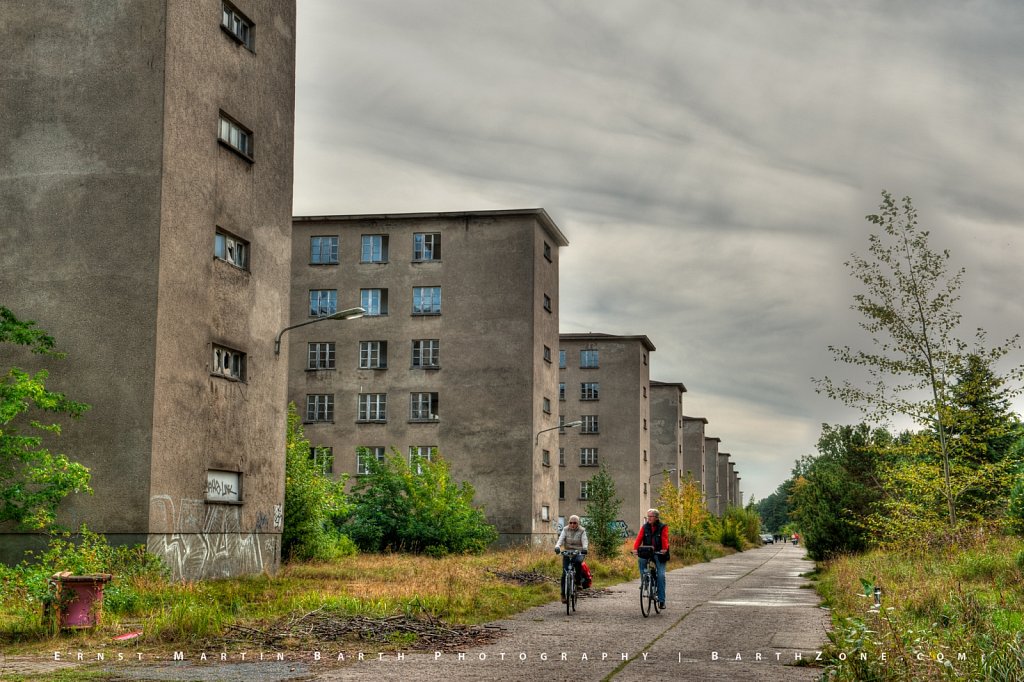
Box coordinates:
[274,307,365,354]
[535,419,583,445]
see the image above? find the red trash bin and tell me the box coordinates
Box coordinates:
[48,572,113,629]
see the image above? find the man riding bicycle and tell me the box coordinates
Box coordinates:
[554,515,588,604]
[632,508,669,609]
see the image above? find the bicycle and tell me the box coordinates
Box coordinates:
[560,549,586,615]
[634,545,661,617]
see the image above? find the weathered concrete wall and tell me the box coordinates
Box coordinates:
[649,383,685,490]
[718,453,731,512]
[289,210,566,545]
[704,437,721,516]
[0,1,166,555]
[682,416,708,493]
[559,334,654,531]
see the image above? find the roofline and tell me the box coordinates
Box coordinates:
[292,207,569,247]
[650,380,687,392]
[682,415,708,424]
[559,332,656,352]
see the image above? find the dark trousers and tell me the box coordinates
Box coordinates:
[561,553,584,597]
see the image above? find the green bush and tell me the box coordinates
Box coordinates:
[720,518,743,551]
[342,449,497,555]
[282,404,355,562]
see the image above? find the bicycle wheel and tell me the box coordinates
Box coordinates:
[566,569,574,615]
[639,572,651,617]
[652,570,661,614]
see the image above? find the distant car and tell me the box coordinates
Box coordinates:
[760,533,774,544]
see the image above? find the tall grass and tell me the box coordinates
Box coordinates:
[817,527,1024,680]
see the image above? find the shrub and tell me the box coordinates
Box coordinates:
[342,449,497,555]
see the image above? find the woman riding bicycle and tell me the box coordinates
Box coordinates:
[632,508,669,609]
[554,515,588,604]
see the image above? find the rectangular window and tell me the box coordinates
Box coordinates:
[581,382,600,401]
[221,1,254,49]
[409,445,435,473]
[542,449,550,466]
[412,286,441,315]
[542,397,551,414]
[410,392,439,421]
[580,481,591,500]
[581,415,599,434]
[580,349,599,368]
[559,480,565,499]
[559,448,565,466]
[305,394,333,422]
[559,350,567,369]
[218,112,253,159]
[558,415,567,433]
[214,229,248,269]
[413,233,441,261]
[310,446,333,475]
[543,346,552,363]
[307,342,336,370]
[580,447,598,466]
[360,288,388,316]
[212,344,245,380]
[357,446,386,475]
[544,241,552,262]
[310,236,339,264]
[559,382,565,401]
[358,341,387,369]
[357,393,387,421]
[309,289,337,317]
[543,294,552,312]
[360,235,388,263]
[411,339,440,368]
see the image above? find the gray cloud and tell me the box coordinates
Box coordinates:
[295,0,1024,500]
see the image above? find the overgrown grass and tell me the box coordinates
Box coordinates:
[816,527,1024,680]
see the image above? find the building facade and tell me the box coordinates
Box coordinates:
[288,210,568,545]
[649,381,687,489]
[681,416,708,492]
[704,437,722,516]
[1,1,297,579]
[558,334,654,532]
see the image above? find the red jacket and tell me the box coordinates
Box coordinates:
[633,521,669,553]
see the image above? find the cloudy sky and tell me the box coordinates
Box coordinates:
[292,1,1024,501]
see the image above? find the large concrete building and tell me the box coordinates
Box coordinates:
[288,210,568,545]
[704,436,722,516]
[1,1,297,579]
[558,333,655,531]
[681,416,708,491]
[649,381,687,489]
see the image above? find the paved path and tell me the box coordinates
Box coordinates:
[321,542,828,681]
[1,543,828,681]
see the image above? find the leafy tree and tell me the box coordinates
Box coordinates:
[723,504,761,546]
[813,192,1023,525]
[655,472,707,544]
[582,464,622,558]
[0,307,91,530]
[282,404,353,562]
[788,424,888,560]
[343,448,497,556]
[757,478,795,534]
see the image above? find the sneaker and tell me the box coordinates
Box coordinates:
[658,602,666,609]
[561,597,567,604]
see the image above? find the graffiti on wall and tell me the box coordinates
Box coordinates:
[148,495,279,581]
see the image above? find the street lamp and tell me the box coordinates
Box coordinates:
[648,468,677,484]
[274,307,365,354]
[535,420,583,445]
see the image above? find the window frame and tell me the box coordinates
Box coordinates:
[309,289,337,317]
[214,228,249,270]
[360,234,389,263]
[357,393,387,422]
[409,392,439,422]
[358,340,388,369]
[581,415,599,434]
[211,344,246,381]
[413,232,441,261]
[217,111,253,160]
[360,288,388,316]
[310,446,333,475]
[307,341,336,371]
[580,447,599,466]
[310,235,339,265]
[412,286,441,315]
[305,394,334,423]
[580,349,599,369]
[356,446,386,475]
[220,1,255,50]
[580,382,600,401]
[411,339,440,369]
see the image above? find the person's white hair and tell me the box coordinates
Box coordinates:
[646,508,660,518]
[568,514,581,523]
